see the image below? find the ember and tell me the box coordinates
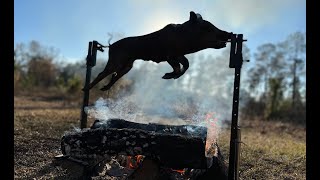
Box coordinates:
[127,155,144,169]
[171,168,186,175]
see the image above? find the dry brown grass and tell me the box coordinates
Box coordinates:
[14,95,90,179]
[218,120,306,180]
[14,95,306,179]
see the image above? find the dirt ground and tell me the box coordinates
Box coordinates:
[14,95,306,179]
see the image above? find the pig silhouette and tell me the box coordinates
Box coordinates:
[85,11,231,91]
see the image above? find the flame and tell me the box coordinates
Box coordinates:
[204,112,219,153]
[127,155,144,169]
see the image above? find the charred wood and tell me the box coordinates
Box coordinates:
[62,122,208,169]
[91,119,207,142]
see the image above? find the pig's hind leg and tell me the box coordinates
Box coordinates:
[100,62,133,91]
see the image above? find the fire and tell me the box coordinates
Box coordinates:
[127,155,144,169]
[204,112,219,153]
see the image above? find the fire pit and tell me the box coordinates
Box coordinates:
[55,32,247,179]
[57,119,228,179]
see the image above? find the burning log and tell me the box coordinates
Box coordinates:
[91,118,207,142]
[61,119,208,169]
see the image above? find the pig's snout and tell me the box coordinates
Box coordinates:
[209,30,232,49]
[217,31,232,42]
[215,41,227,49]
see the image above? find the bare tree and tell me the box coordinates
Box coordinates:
[246,43,287,120]
[266,77,285,119]
[248,43,286,96]
[278,32,306,108]
[14,40,60,89]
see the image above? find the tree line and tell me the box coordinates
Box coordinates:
[243,32,306,124]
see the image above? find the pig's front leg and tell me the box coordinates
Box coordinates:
[162,59,181,79]
[173,56,189,79]
[162,56,189,79]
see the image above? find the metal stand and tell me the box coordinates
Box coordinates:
[80,41,105,129]
[228,34,248,180]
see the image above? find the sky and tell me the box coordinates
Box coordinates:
[14,0,306,63]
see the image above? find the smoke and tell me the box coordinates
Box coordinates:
[85,97,139,122]
[85,50,235,146]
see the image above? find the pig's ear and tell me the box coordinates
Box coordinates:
[190,11,198,22]
[190,11,203,22]
[196,13,203,20]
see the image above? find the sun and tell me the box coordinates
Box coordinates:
[139,11,184,34]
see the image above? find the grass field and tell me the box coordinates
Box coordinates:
[14,94,306,179]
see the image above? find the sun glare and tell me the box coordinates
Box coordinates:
[139,12,184,34]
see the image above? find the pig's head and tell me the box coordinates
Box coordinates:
[182,11,232,49]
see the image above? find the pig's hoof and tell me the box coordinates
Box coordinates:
[174,73,184,79]
[173,71,186,79]
[174,75,182,79]
[162,73,175,79]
